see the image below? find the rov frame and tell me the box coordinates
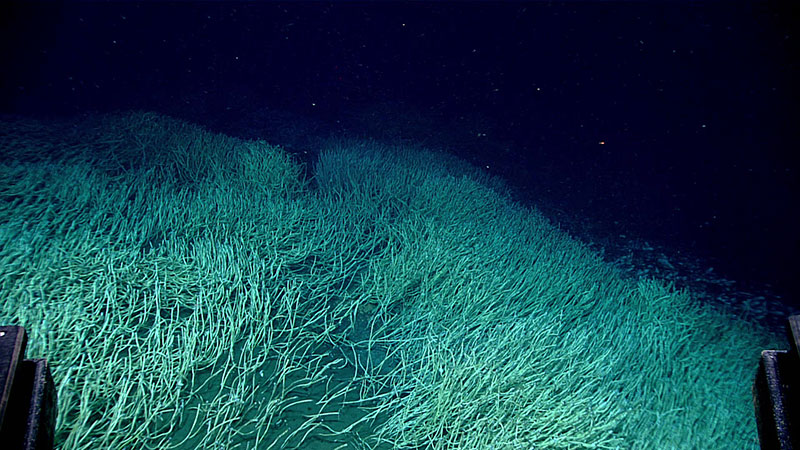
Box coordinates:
[0,326,56,450]
[754,315,800,450]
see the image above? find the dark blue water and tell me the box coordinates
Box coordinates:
[2,2,798,316]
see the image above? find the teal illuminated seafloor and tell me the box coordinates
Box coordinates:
[0,112,778,449]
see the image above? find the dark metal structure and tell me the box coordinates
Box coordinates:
[754,315,800,449]
[0,326,56,450]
